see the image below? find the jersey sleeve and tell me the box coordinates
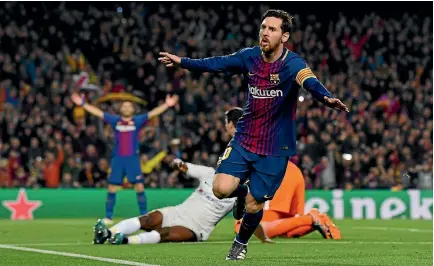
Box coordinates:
[186,163,216,182]
[289,57,334,104]
[103,113,121,126]
[180,48,247,74]
[134,113,149,128]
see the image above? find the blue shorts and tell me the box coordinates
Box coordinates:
[108,155,143,185]
[215,140,288,202]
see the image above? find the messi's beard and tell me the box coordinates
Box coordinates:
[260,40,281,56]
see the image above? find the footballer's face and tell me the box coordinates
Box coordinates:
[225,119,236,138]
[120,101,135,118]
[259,17,289,54]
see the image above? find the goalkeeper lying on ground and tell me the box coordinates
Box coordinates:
[235,161,341,241]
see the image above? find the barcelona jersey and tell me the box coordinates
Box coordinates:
[181,46,334,156]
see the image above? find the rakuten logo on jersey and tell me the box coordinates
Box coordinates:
[248,85,283,99]
[115,125,136,132]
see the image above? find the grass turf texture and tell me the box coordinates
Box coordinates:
[0,219,432,266]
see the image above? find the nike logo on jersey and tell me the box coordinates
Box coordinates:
[248,72,256,76]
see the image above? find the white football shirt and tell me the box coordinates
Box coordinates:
[176,163,235,235]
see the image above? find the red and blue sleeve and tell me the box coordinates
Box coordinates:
[103,113,121,126]
[290,57,334,104]
[134,113,149,128]
[180,49,246,74]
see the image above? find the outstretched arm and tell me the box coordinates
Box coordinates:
[172,159,215,182]
[158,49,246,74]
[71,93,104,119]
[185,163,215,181]
[148,94,179,119]
[292,58,349,112]
[55,144,65,165]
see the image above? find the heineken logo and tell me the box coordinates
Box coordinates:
[305,190,433,220]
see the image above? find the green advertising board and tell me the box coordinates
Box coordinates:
[0,189,432,220]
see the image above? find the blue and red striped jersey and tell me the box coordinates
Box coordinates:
[103,113,148,157]
[181,46,334,156]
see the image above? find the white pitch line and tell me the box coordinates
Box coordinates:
[0,244,159,266]
[5,243,85,247]
[352,226,433,233]
[2,240,432,247]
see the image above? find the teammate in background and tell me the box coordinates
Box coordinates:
[71,92,179,224]
[235,162,342,241]
[91,107,243,245]
[159,9,348,260]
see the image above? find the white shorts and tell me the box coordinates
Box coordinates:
[154,206,210,241]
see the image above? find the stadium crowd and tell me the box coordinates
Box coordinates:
[0,3,432,190]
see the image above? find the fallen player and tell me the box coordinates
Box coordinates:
[92,160,235,244]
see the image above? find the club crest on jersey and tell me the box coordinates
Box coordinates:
[269,73,280,84]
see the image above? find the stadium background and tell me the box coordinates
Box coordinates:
[0,2,432,266]
[0,2,432,220]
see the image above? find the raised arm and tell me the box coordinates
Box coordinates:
[291,58,349,112]
[172,159,215,182]
[185,163,215,181]
[55,144,65,165]
[71,92,104,119]
[158,49,246,74]
[357,29,373,47]
[148,94,179,119]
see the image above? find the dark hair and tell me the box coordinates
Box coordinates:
[262,9,293,34]
[225,107,243,126]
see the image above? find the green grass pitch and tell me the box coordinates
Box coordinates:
[0,218,432,266]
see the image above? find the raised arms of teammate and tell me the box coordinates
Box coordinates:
[147,95,179,119]
[71,92,105,119]
[71,93,179,120]
[158,50,246,74]
[291,58,349,112]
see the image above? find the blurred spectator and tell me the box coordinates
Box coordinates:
[43,145,64,188]
[61,172,80,188]
[13,166,29,187]
[0,158,11,187]
[0,2,431,190]
[78,161,105,188]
